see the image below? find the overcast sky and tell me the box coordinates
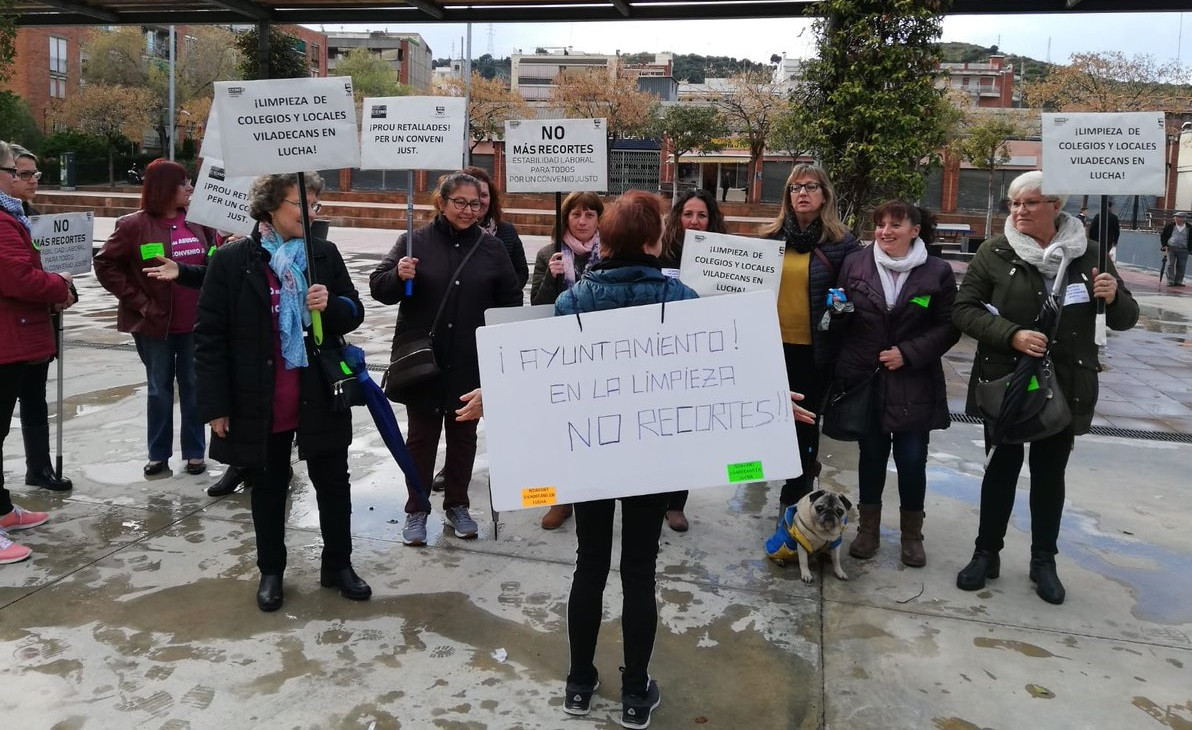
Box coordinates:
[313,11,1191,70]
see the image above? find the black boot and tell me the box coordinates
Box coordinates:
[320,565,372,600]
[431,467,446,493]
[956,549,1000,591]
[208,466,248,497]
[256,574,284,612]
[1029,550,1066,605]
[26,465,73,492]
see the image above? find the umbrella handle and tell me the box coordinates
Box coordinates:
[405,279,413,297]
[310,309,324,346]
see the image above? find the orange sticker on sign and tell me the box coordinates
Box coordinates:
[522,486,557,508]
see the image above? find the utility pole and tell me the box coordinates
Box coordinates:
[168,25,176,160]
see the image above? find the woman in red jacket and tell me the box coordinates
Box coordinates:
[0,140,75,564]
[94,159,217,477]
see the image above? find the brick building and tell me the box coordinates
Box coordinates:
[1,26,92,134]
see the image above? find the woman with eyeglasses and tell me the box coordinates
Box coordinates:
[1,140,75,564]
[94,159,218,478]
[194,171,371,611]
[8,144,77,492]
[953,170,1138,605]
[759,164,861,523]
[370,172,522,548]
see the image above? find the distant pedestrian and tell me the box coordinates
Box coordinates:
[1088,201,1120,253]
[1160,211,1188,287]
[0,140,74,564]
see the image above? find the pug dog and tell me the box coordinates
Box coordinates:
[765,489,852,584]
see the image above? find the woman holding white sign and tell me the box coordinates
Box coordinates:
[953,170,1138,605]
[831,202,959,567]
[371,172,522,548]
[94,159,218,478]
[760,165,861,521]
[553,189,699,729]
[195,172,371,612]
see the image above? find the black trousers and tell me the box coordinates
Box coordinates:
[251,430,353,575]
[975,425,1074,556]
[1,362,29,515]
[567,493,668,697]
[19,359,52,472]
[781,343,826,505]
[664,490,687,511]
[404,405,478,513]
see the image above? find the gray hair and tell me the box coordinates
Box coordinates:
[247,172,325,223]
[1008,170,1068,210]
[9,144,36,162]
[0,141,13,167]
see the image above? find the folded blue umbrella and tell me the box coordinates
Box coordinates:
[342,345,431,512]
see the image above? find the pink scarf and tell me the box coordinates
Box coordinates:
[561,230,600,287]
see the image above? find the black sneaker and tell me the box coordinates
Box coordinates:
[563,676,599,716]
[620,679,660,729]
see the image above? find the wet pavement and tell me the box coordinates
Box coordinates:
[2,222,1190,729]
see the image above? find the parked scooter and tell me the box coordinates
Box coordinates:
[127,163,143,185]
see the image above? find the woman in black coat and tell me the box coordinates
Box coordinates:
[195,172,370,612]
[370,172,522,548]
[832,202,959,567]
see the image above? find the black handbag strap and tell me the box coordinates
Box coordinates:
[428,229,486,338]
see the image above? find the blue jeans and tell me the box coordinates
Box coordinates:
[856,430,929,511]
[133,332,204,462]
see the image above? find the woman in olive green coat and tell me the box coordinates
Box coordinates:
[952,171,1138,606]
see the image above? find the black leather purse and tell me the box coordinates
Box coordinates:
[821,368,880,442]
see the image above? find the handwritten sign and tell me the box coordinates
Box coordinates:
[360,96,466,170]
[186,157,255,236]
[1042,112,1166,195]
[678,230,783,296]
[214,76,360,177]
[476,290,800,511]
[504,118,608,193]
[30,213,94,275]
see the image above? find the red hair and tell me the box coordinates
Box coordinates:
[600,190,663,259]
[140,159,189,218]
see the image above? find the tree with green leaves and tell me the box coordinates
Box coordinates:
[793,0,953,228]
[0,91,41,149]
[235,26,310,80]
[649,104,725,202]
[0,0,16,85]
[955,114,1027,237]
[334,47,408,100]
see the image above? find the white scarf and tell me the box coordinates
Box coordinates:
[873,237,928,310]
[1004,211,1087,278]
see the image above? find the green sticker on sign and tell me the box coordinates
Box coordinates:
[140,242,165,260]
[911,295,931,308]
[727,461,764,483]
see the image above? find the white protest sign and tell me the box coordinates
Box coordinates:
[214,76,359,177]
[200,103,222,159]
[678,230,783,296]
[504,118,608,193]
[1042,112,1166,195]
[186,157,255,236]
[360,96,466,170]
[476,290,801,511]
[30,213,94,276]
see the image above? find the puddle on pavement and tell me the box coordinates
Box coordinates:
[59,384,142,420]
[929,465,1192,624]
[1137,304,1192,335]
[726,480,770,515]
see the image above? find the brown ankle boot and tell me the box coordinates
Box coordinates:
[541,504,573,530]
[848,504,881,559]
[900,509,926,567]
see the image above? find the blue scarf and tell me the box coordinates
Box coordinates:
[259,228,310,369]
[0,190,32,233]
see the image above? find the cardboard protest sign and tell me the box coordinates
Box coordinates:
[30,213,94,275]
[504,118,608,193]
[186,157,255,236]
[1042,112,1166,195]
[476,290,800,511]
[360,96,466,170]
[214,76,359,177]
[678,230,783,296]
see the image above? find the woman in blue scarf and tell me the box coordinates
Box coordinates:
[194,172,370,612]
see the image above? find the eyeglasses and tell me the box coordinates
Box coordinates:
[448,197,483,212]
[283,199,322,214]
[1009,198,1056,211]
[17,170,42,181]
[0,166,17,177]
[789,183,823,193]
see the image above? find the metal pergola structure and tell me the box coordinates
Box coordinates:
[11,0,1190,26]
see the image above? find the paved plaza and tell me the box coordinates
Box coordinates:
[2,223,1191,729]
